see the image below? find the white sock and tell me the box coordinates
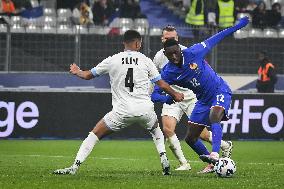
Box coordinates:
[208,131,229,150]
[208,131,212,142]
[73,132,99,168]
[149,126,167,162]
[168,134,187,165]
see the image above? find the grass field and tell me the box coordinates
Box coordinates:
[0,140,284,189]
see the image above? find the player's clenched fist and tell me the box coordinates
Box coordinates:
[173,92,184,102]
[70,63,80,75]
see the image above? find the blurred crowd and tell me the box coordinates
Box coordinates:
[58,0,146,25]
[0,0,282,29]
[0,0,146,26]
[175,0,283,29]
[0,0,33,15]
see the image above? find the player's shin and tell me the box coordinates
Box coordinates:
[149,126,167,159]
[168,134,187,165]
[208,131,230,150]
[211,123,222,154]
[73,132,99,169]
[149,125,170,175]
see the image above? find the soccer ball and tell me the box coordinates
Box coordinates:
[214,157,236,178]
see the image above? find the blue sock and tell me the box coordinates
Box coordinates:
[211,123,223,153]
[187,139,210,156]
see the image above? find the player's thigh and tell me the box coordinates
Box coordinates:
[188,101,211,127]
[138,111,158,131]
[181,96,197,118]
[211,88,232,123]
[102,110,128,132]
[161,102,184,123]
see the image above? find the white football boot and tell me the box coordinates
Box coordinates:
[221,141,233,158]
[53,166,77,175]
[161,158,171,175]
[175,163,191,171]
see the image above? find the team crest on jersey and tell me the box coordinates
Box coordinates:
[189,63,198,70]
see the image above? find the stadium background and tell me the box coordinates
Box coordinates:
[0,1,284,189]
[0,0,283,140]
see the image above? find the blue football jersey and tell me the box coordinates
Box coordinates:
[161,42,230,102]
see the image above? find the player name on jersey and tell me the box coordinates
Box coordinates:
[122,57,138,65]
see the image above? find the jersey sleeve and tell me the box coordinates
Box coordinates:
[188,17,249,61]
[90,56,112,77]
[153,49,165,72]
[148,58,162,83]
[153,51,161,69]
[188,42,210,59]
[151,85,174,104]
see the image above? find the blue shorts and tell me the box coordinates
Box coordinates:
[188,85,232,127]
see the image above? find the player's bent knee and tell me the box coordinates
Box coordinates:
[163,126,175,137]
[91,119,113,139]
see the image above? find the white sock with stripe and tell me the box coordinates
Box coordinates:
[73,132,99,168]
[149,126,168,162]
[168,134,188,165]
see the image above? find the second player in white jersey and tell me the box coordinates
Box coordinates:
[92,50,160,116]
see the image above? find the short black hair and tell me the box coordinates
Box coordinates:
[123,30,142,43]
[162,25,177,32]
[163,38,179,49]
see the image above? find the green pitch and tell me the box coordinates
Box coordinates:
[1,140,284,189]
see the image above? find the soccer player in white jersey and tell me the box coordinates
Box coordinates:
[152,26,233,173]
[53,30,184,176]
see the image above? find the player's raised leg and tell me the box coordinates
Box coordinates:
[162,116,191,171]
[53,118,112,175]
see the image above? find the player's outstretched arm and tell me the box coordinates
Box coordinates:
[155,79,184,102]
[70,63,94,80]
[204,16,249,50]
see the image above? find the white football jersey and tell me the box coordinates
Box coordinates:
[91,50,160,116]
[153,44,194,94]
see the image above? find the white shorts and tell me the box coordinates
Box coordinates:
[161,92,197,122]
[103,110,158,132]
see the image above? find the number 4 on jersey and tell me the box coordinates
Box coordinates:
[125,68,134,92]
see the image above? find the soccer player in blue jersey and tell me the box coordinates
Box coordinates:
[151,16,249,170]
